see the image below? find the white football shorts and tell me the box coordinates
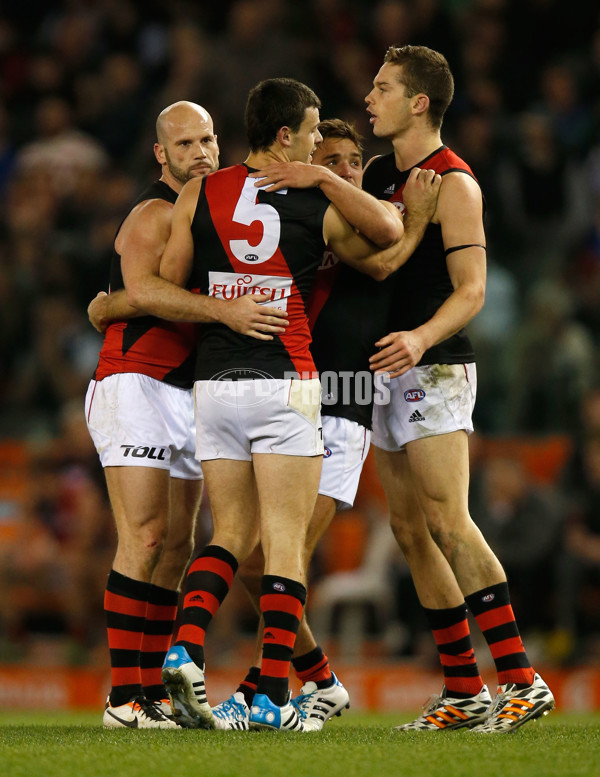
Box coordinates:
[85,373,203,479]
[372,363,476,451]
[194,378,324,460]
[319,415,370,511]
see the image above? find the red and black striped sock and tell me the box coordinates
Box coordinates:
[292,645,333,689]
[236,665,260,707]
[424,603,484,698]
[140,583,179,701]
[175,545,238,668]
[466,582,535,687]
[104,570,149,706]
[257,575,306,706]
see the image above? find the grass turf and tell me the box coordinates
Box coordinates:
[0,710,599,777]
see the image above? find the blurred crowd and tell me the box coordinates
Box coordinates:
[1,0,600,668]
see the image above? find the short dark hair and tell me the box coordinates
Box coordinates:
[384,45,454,129]
[318,119,363,156]
[245,78,321,152]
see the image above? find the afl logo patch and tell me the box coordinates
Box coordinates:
[245,254,259,262]
[404,389,426,402]
[323,447,332,458]
[273,582,286,592]
[482,593,495,603]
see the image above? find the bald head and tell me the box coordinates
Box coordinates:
[154,101,219,189]
[156,101,214,145]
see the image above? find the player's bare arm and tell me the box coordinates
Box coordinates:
[343,168,441,280]
[88,198,211,331]
[87,186,288,341]
[250,161,401,248]
[322,203,383,265]
[157,180,199,287]
[369,173,486,377]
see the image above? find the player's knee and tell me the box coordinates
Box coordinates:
[134,521,167,561]
[162,532,195,566]
[427,508,476,551]
[390,511,425,548]
[163,522,195,553]
[429,522,470,562]
[119,518,165,549]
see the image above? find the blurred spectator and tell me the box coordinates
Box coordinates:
[205,0,312,157]
[307,0,360,46]
[366,0,415,56]
[535,61,597,160]
[559,385,600,508]
[502,0,599,112]
[152,22,212,114]
[496,111,589,289]
[556,432,600,662]
[457,1,506,87]
[16,96,109,195]
[504,278,596,434]
[83,52,149,163]
[468,254,520,432]
[6,293,103,436]
[8,50,68,146]
[0,400,114,657]
[470,454,564,634]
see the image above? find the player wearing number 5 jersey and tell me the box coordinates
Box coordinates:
[189,166,330,381]
[158,77,410,733]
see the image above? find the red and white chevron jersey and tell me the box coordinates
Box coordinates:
[93,180,196,389]
[189,164,330,380]
[362,145,483,366]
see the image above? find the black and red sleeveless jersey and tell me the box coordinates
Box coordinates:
[362,146,482,365]
[307,253,392,429]
[189,164,330,380]
[93,180,196,389]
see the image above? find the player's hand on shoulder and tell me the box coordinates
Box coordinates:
[403,167,441,223]
[220,293,289,341]
[88,291,109,333]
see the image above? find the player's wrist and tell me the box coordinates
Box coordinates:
[414,324,434,352]
[95,299,111,326]
[204,295,227,324]
[314,166,334,190]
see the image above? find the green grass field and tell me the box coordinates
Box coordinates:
[1,710,599,777]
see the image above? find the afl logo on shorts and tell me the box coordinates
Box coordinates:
[323,447,332,458]
[404,389,426,402]
[208,368,275,408]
